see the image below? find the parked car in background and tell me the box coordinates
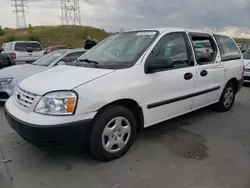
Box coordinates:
[4,28,244,161]
[43,45,69,55]
[1,41,44,65]
[0,48,87,101]
[243,49,250,83]
[240,42,250,53]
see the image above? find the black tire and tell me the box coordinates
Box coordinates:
[215,82,236,112]
[89,105,137,161]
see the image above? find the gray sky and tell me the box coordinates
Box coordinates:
[1,0,250,37]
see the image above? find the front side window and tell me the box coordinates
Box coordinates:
[243,49,250,59]
[214,35,241,61]
[32,51,66,66]
[148,32,191,69]
[77,31,159,69]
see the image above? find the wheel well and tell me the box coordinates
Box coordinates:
[98,99,144,133]
[227,78,238,91]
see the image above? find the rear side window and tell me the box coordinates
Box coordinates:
[15,42,43,52]
[214,35,241,61]
[189,33,217,65]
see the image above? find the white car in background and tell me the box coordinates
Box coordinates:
[243,49,250,83]
[1,41,44,65]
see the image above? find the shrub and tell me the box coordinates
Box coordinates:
[3,35,17,43]
[28,35,41,43]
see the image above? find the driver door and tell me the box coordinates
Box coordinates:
[143,32,197,126]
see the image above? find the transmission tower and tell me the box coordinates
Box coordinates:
[61,0,81,26]
[12,0,27,28]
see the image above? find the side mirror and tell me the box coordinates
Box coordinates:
[27,47,33,53]
[146,58,174,73]
[57,61,66,65]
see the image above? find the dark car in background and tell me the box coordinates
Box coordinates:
[43,45,69,55]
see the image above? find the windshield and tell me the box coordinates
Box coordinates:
[32,51,66,66]
[243,49,250,59]
[77,31,159,69]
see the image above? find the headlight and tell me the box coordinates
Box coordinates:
[0,78,13,85]
[35,91,77,115]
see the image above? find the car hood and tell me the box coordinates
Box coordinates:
[19,65,115,95]
[0,64,48,79]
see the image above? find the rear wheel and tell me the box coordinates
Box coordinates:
[215,82,235,112]
[89,105,136,161]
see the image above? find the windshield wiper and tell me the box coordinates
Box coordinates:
[78,58,99,67]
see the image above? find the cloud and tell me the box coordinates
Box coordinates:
[0,0,250,37]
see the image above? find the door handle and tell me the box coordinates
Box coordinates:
[184,72,193,80]
[200,70,208,77]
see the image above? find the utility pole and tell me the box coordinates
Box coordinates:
[12,0,27,28]
[61,0,81,26]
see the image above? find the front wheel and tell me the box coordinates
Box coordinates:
[215,82,235,112]
[89,105,137,161]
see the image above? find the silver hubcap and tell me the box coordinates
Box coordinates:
[102,117,131,153]
[223,87,234,108]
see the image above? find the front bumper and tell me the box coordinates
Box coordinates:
[5,108,92,148]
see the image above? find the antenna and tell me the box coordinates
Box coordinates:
[12,0,27,28]
[61,0,81,26]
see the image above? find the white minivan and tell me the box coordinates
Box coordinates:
[5,28,244,161]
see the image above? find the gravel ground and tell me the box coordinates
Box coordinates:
[0,87,250,188]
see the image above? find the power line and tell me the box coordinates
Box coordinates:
[11,0,27,28]
[61,0,81,26]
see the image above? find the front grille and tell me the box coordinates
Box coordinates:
[15,86,36,108]
[245,68,250,72]
[0,92,9,99]
[244,76,250,81]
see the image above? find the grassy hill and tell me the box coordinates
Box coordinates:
[0,25,249,48]
[0,26,111,48]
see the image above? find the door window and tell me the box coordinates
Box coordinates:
[190,34,217,65]
[214,35,241,61]
[149,32,192,70]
